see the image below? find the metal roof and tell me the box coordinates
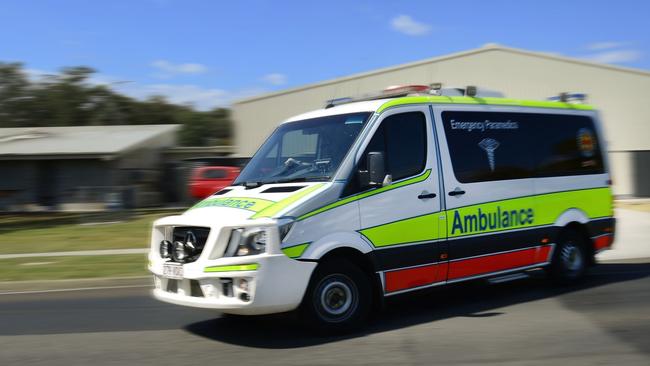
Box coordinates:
[0,124,180,158]
[234,44,650,105]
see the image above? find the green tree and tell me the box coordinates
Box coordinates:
[0,62,32,127]
[0,61,234,146]
[177,108,231,146]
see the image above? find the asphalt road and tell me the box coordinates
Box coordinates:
[1,260,649,366]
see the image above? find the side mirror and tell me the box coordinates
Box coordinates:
[367,151,391,187]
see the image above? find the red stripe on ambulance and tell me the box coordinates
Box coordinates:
[385,245,553,293]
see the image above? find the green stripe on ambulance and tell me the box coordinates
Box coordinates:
[357,187,612,247]
[189,197,275,212]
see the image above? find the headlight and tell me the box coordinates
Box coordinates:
[173,240,188,262]
[225,227,267,257]
[159,240,172,259]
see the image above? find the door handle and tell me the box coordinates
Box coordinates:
[418,193,437,199]
[448,188,466,196]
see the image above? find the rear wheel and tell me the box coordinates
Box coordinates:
[549,229,588,284]
[300,260,371,333]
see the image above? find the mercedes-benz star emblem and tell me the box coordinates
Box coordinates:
[184,231,197,252]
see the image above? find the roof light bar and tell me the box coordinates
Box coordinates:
[382,84,430,96]
[323,83,505,108]
[324,84,433,108]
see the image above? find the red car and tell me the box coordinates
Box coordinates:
[189,166,240,199]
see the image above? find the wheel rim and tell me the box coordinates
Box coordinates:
[561,242,584,274]
[314,274,358,322]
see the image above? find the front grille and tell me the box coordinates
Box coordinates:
[168,226,210,263]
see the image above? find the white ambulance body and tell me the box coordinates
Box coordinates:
[148,86,615,330]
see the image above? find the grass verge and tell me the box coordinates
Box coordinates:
[0,209,181,254]
[0,254,148,282]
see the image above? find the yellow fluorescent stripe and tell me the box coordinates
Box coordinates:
[281,243,310,258]
[358,187,612,247]
[298,169,432,221]
[251,184,325,219]
[447,187,612,238]
[360,213,440,247]
[204,263,259,272]
[189,197,275,212]
[377,96,594,114]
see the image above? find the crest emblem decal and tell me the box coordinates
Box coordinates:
[479,138,500,172]
[577,128,596,158]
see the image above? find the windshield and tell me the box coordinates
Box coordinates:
[235,112,371,186]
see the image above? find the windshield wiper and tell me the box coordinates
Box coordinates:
[269,176,331,184]
[236,176,331,189]
[235,181,263,189]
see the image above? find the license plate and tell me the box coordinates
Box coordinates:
[163,263,183,279]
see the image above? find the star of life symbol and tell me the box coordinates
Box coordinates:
[478,138,500,172]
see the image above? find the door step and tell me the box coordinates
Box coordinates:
[488,272,529,284]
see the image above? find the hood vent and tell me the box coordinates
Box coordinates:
[261,185,306,193]
[212,188,232,196]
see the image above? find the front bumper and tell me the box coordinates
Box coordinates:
[149,254,317,315]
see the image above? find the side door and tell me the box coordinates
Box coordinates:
[435,107,543,282]
[354,106,445,294]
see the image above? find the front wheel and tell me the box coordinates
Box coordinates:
[548,229,588,284]
[300,260,371,333]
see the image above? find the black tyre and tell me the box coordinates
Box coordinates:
[549,229,588,284]
[300,259,371,333]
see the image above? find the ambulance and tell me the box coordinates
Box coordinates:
[148,85,615,331]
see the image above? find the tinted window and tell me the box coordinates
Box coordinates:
[385,112,427,180]
[358,112,427,182]
[442,111,604,183]
[442,111,534,182]
[533,115,604,177]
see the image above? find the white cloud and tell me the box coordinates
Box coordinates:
[390,15,431,36]
[19,67,266,110]
[117,83,227,110]
[150,60,208,78]
[115,83,269,110]
[585,41,629,51]
[579,41,641,64]
[24,68,130,86]
[261,73,287,85]
[23,68,53,80]
[583,50,641,64]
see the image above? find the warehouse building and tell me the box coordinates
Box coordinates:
[233,44,650,197]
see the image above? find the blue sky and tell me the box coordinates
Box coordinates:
[1,0,648,110]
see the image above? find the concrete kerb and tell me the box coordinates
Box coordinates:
[0,248,148,259]
[0,276,152,294]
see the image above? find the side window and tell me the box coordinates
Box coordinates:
[442,111,534,183]
[351,112,426,192]
[384,112,427,180]
[532,115,604,177]
[442,111,605,183]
